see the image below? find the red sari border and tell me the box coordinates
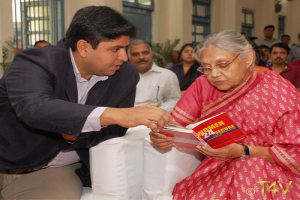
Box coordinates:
[172,106,196,125]
[270,144,300,176]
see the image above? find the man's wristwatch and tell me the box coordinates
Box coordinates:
[239,144,250,159]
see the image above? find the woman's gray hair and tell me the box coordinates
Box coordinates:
[127,39,152,57]
[194,30,256,69]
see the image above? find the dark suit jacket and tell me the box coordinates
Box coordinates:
[0,39,139,186]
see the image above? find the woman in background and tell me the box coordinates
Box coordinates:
[170,43,202,95]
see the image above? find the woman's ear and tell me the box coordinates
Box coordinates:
[245,51,255,69]
[76,40,89,58]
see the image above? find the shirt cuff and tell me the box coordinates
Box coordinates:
[82,107,108,132]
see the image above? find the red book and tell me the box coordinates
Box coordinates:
[161,112,247,149]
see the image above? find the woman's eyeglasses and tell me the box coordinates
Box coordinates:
[197,54,240,74]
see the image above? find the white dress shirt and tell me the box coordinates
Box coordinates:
[46,49,108,168]
[134,63,181,113]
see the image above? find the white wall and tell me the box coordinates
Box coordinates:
[64,0,122,32]
[239,0,298,43]
[210,0,300,44]
[152,0,192,47]
[279,0,300,44]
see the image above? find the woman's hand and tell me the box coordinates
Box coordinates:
[150,131,173,149]
[168,120,184,127]
[196,143,244,161]
[149,119,183,149]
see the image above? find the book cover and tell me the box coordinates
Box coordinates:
[161,112,247,149]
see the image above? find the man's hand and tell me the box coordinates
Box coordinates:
[195,143,244,161]
[100,104,173,132]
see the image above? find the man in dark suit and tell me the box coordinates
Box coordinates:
[0,6,172,199]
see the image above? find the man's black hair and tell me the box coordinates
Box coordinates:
[281,34,290,39]
[249,37,258,40]
[65,6,137,51]
[34,40,50,47]
[260,45,270,52]
[264,25,275,31]
[270,43,290,54]
[298,33,300,38]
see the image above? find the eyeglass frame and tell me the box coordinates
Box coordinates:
[197,54,240,74]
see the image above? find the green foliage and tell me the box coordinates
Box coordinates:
[1,37,15,74]
[151,38,180,68]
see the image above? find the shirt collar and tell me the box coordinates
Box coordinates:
[69,48,108,82]
[148,62,163,73]
[269,64,288,70]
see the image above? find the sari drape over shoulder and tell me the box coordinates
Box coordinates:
[171,70,300,200]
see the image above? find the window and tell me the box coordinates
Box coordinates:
[123,0,154,41]
[13,0,64,50]
[241,9,254,38]
[192,0,211,44]
[123,0,154,10]
[278,16,285,39]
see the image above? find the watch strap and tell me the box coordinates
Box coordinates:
[239,144,250,159]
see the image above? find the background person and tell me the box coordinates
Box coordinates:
[281,34,291,47]
[128,40,181,113]
[150,30,300,200]
[250,42,267,67]
[0,6,172,200]
[260,45,272,66]
[289,33,300,62]
[255,25,280,47]
[34,40,50,48]
[268,42,300,92]
[170,43,202,95]
[249,36,258,43]
[165,51,179,69]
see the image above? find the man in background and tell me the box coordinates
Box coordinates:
[255,25,280,47]
[281,35,291,47]
[165,50,179,69]
[289,33,300,62]
[269,43,300,92]
[128,40,181,113]
[34,40,50,48]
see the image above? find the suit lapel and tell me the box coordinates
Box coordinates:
[65,62,78,103]
[85,78,111,106]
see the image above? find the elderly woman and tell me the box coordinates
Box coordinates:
[150,30,300,199]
